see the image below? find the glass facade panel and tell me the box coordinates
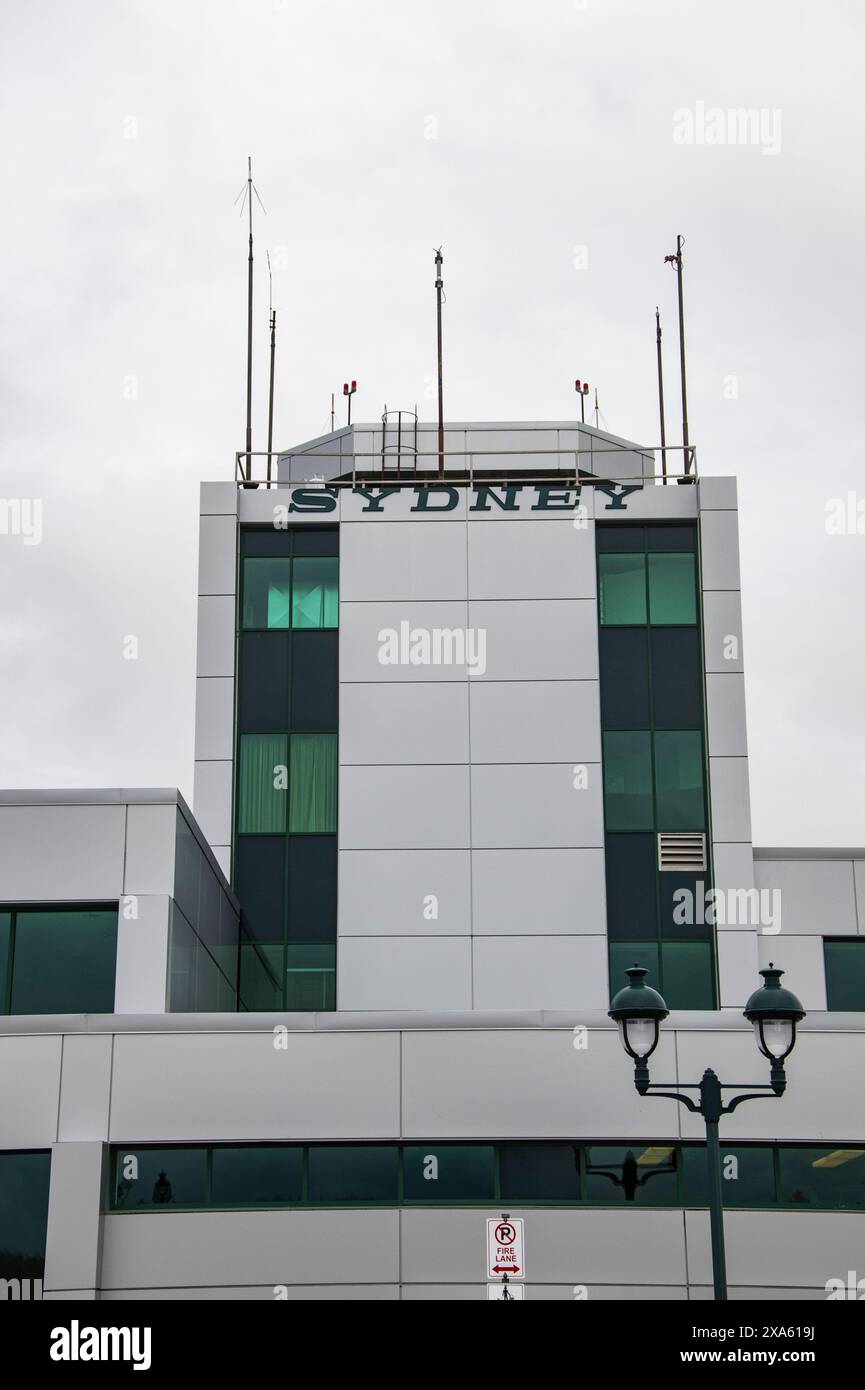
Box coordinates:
[499,1144,580,1201]
[584,1145,678,1204]
[660,941,715,1009]
[307,1146,398,1203]
[289,734,337,833]
[290,632,339,731]
[9,909,117,1014]
[598,553,646,625]
[0,1151,50,1279]
[242,557,292,629]
[682,1145,775,1207]
[0,912,10,1011]
[648,552,697,624]
[238,942,284,1011]
[603,730,653,830]
[650,628,703,728]
[605,834,658,939]
[779,1147,865,1210]
[599,628,650,727]
[292,557,339,629]
[609,941,660,998]
[287,836,337,942]
[239,633,290,732]
[112,1148,207,1209]
[238,734,288,833]
[654,730,705,829]
[211,1146,303,1206]
[234,836,286,943]
[823,940,865,1011]
[284,944,336,1010]
[403,1145,495,1202]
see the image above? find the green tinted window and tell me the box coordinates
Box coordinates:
[238,734,288,833]
[823,940,865,1011]
[292,557,339,629]
[9,909,117,1014]
[285,944,335,1010]
[598,553,646,625]
[238,943,284,1011]
[403,1145,495,1202]
[605,834,658,939]
[779,1147,865,1210]
[682,1145,775,1207]
[585,1145,678,1204]
[609,942,660,1000]
[289,734,337,832]
[650,627,703,728]
[599,628,650,727]
[0,1151,50,1278]
[113,1148,207,1208]
[499,1144,580,1201]
[660,941,715,1009]
[242,557,292,629]
[654,730,705,829]
[307,1146,398,1203]
[0,913,10,1011]
[648,553,696,624]
[603,731,653,830]
[211,1146,303,1206]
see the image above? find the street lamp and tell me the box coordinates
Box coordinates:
[609,962,805,1301]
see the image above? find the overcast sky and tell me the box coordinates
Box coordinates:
[1,0,863,845]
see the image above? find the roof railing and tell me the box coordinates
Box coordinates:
[234,443,697,489]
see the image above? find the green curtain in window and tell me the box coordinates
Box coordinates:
[242,558,292,629]
[292,557,339,629]
[648,552,696,624]
[238,734,288,832]
[598,553,647,625]
[289,734,337,832]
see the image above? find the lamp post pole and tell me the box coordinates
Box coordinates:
[609,964,805,1302]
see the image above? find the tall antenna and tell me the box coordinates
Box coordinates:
[266,251,277,485]
[434,247,445,478]
[234,157,266,482]
[331,393,335,432]
[664,235,691,476]
[655,307,668,486]
[593,387,600,428]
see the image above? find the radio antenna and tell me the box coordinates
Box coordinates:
[234,157,266,482]
[266,251,277,484]
[655,307,668,485]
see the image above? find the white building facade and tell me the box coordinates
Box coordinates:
[2,422,864,1300]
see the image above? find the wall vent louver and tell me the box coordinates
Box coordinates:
[657,832,706,871]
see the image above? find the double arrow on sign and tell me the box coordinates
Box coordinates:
[492,1264,521,1275]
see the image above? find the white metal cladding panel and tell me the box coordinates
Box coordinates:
[339,765,471,850]
[471,848,606,936]
[676,1027,865,1140]
[702,590,744,672]
[101,1285,401,1301]
[753,858,859,936]
[468,600,599,681]
[470,763,604,849]
[0,1034,63,1147]
[467,519,596,600]
[339,601,469,682]
[705,672,749,758]
[700,509,742,590]
[338,850,471,936]
[339,682,470,765]
[338,938,472,1011]
[194,677,235,763]
[0,804,126,900]
[339,520,467,601]
[198,514,237,596]
[400,1028,682,1137]
[684,1209,865,1292]
[468,680,601,764]
[400,1208,687,1285]
[100,1210,400,1290]
[108,1032,400,1140]
[472,936,608,1011]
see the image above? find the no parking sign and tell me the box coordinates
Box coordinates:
[487,1218,525,1279]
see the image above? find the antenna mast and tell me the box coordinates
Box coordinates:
[235,157,266,483]
[655,307,668,485]
[435,248,444,478]
[266,251,276,485]
[665,235,691,476]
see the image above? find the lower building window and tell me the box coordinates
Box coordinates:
[0,1151,51,1286]
[823,939,865,1011]
[0,907,117,1015]
[106,1142,865,1212]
